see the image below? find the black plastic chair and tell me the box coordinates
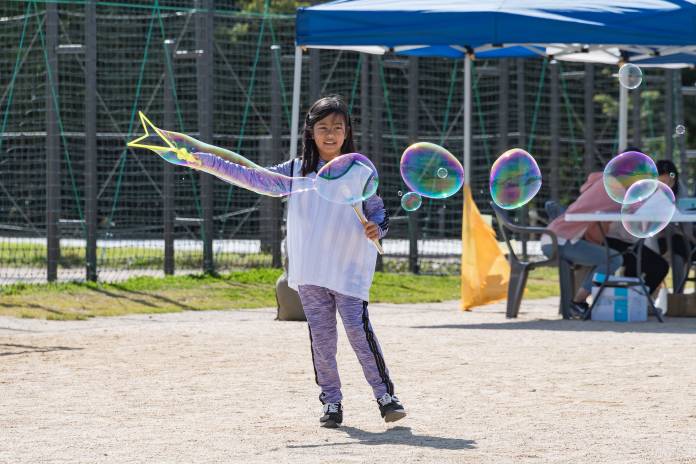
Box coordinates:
[491,202,574,319]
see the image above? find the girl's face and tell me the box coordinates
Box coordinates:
[312,113,346,161]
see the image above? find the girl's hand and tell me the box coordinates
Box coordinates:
[364,221,380,240]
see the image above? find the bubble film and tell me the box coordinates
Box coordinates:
[603,151,657,204]
[618,63,642,89]
[675,125,686,136]
[401,192,422,212]
[314,153,379,204]
[400,142,464,199]
[489,148,542,210]
[621,179,675,238]
[128,112,313,197]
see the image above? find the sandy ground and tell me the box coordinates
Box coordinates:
[1,298,696,464]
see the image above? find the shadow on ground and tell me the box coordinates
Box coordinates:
[0,343,83,356]
[287,426,476,450]
[413,317,696,334]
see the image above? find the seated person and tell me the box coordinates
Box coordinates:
[541,170,623,316]
[655,160,694,289]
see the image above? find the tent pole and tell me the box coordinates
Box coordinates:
[290,46,303,159]
[464,53,472,187]
[618,83,628,152]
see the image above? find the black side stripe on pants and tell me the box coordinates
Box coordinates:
[361,301,394,396]
[307,325,320,388]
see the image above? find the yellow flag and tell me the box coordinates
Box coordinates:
[461,185,510,310]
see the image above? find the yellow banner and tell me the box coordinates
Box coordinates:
[461,186,510,310]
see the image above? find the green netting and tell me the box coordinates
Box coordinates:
[0,1,691,283]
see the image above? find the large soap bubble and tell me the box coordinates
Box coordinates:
[621,179,675,238]
[603,151,657,204]
[400,142,464,199]
[489,148,542,210]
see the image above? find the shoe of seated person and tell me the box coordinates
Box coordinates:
[570,301,589,319]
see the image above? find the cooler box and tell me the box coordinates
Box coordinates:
[590,284,648,322]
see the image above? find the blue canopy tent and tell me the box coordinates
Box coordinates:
[292,0,696,181]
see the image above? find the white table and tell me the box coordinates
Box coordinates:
[565,211,696,223]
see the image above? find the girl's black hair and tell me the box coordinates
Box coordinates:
[300,95,355,176]
[656,159,680,196]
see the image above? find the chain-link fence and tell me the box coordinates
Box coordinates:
[1,1,693,284]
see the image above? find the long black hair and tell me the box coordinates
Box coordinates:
[656,159,680,196]
[300,95,355,176]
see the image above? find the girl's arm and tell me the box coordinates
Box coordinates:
[194,153,296,196]
[364,194,389,239]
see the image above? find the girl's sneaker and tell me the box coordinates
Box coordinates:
[320,402,343,428]
[377,393,407,423]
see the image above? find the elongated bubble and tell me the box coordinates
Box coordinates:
[128,113,379,204]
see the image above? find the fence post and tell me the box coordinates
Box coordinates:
[550,60,560,201]
[360,53,370,153]
[584,64,595,175]
[270,45,282,268]
[676,70,687,176]
[196,0,214,273]
[371,55,383,271]
[631,78,642,148]
[516,59,528,256]
[163,39,175,275]
[665,69,674,161]
[84,0,97,282]
[498,59,509,152]
[46,1,60,282]
[407,56,420,274]
[309,48,321,102]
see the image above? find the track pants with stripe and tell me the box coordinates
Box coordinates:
[298,284,394,404]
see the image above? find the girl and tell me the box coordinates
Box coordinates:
[166,95,405,428]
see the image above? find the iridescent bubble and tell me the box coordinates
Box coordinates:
[489,148,542,210]
[675,125,686,136]
[397,190,403,197]
[401,192,422,212]
[129,111,314,197]
[315,153,379,205]
[621,179,675,238]
[603,151,657,204]
[436,167,448,179]
[400,142,464,199]
[618,63,642,90]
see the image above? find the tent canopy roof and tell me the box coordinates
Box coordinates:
[297,1,696,57]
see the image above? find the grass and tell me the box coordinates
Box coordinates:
[0,267,560,321]
[0,243,272,269]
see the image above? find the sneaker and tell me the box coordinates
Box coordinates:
[377,393,406,423]
[319,402,342,428]
[570,301,589,320]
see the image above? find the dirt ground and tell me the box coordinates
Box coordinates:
[2,298,696,464]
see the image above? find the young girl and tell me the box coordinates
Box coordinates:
[168,95,405,428]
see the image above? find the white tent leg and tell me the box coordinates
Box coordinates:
[290,46,303,159]
[618,83,628,152]
[464,53,472,186]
